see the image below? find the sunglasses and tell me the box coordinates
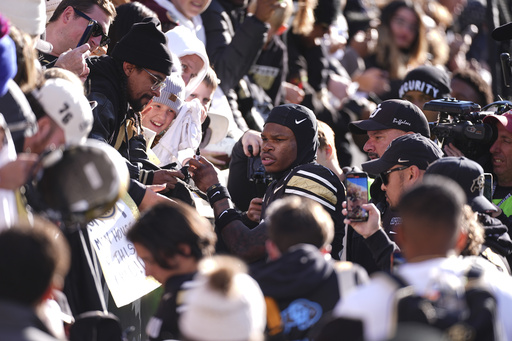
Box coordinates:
[142,68,166,91]
[73,8,110,47]
[379,166,410,185]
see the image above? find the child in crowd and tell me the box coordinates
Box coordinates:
[189,67,231,169]
[186,66,216,111]
[141,72,204,167]
[141,73,186,150]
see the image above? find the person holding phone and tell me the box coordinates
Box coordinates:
[40,0,116,81]
[347,99,429,272]
[344,133,443,273]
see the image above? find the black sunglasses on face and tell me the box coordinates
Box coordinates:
[73,8,110,47]
[379,166,410,185]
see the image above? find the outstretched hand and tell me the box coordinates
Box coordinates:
[188,156,221,193]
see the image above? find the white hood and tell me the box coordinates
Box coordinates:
[165,26,209,97]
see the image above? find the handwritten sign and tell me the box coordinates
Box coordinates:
[87,194,160,307]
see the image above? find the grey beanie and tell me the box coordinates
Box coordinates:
[152,73,185,113]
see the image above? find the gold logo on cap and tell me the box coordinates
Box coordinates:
[168,94,178,102]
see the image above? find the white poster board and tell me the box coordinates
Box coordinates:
[87,194,160,307]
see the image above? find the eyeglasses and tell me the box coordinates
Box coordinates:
[142,68,166,91]
[379,166,410,185]
[73,8,110,47]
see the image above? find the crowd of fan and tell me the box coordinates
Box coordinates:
[1,0,512,340]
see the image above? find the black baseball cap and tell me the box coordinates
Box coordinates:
[425,156,497,213]
[492,22,512,41]
[362,133,443,175]
[349,99,430,137]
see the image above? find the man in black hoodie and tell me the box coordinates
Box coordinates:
[251,196,368,341]
[189,103,346,262]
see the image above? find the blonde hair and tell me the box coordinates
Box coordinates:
[201,66,219,92]
[460,205,484,257]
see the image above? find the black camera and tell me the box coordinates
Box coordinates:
[247,146,273,198]
[426,98,495,161]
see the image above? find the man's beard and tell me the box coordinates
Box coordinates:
[130,95,153,112]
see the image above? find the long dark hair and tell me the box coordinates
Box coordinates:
[375,0,428,80]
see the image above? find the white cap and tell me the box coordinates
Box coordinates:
[0,0,46,36]
[201,112,229,148]
[34,78,93,145]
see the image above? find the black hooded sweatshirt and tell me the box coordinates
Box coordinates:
[260,104,346,259]
[251,244,367,341]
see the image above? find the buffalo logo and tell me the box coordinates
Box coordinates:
[470,174,484,193]
[281,299,322,334]
[369,104,382,118]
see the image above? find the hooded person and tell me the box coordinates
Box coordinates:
[188,104,346,262]
[165,26,209,97]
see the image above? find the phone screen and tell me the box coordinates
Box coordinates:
[483,173,493,202]
[345,173,369,222]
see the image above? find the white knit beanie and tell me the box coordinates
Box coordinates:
[0,0,46,36]
[179,256,266,341]
[152,73,185,114]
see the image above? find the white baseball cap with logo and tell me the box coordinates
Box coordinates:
[33,78,93,145]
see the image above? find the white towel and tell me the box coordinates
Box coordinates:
[152,98,203,167]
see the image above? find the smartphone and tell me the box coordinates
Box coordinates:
[483,173,493,202]
[345,172,369,222]
[77,22,95,47]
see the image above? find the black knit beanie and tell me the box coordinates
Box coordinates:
[112,18,173,76]
[265,104,318,168]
